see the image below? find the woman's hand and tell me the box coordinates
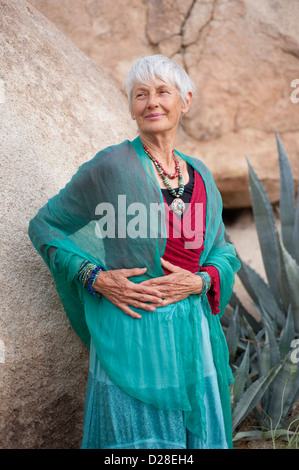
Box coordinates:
[92,267,163,319]
[140,258,203,306]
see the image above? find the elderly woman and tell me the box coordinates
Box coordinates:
[28,55,240,450]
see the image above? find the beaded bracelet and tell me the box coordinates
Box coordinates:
[76,260,105,296]
[86,265,105,296]
[195,271,211,298]
[76,260,90,284]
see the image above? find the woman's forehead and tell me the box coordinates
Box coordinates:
[133,77,176,91]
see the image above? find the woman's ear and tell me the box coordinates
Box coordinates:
[181,91,193,115]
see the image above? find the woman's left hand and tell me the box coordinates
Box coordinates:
[140,258,203,306]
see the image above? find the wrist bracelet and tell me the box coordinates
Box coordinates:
[86,265,105,296]
[195,271,211,297]
[76,260,105,296]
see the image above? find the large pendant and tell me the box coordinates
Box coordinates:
[170,197,185,216]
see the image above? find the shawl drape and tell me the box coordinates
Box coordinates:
[28,135,241,446]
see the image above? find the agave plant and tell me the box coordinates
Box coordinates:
[245,134,299,331]
[222,134,299,439]
[229,306,299,433]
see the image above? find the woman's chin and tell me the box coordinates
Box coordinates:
[138,122,175,137]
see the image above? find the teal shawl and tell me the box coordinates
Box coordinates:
[28,136,241,447]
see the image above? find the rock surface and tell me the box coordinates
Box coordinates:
[0,0,136,448]
[28,0,299,207]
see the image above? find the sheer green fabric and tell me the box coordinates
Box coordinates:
[28,136,241,447]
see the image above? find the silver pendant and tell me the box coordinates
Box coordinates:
[170,197,185,216]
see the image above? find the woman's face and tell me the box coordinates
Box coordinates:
[131,78,192,138]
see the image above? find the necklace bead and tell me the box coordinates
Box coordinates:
[142,144,185,200]
[143,145,179,180]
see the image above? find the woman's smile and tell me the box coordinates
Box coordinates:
[145,113,164,120]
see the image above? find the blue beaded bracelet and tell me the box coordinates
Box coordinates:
[76,261,105,296]
[86,265,105,296]
[195,271,211,298]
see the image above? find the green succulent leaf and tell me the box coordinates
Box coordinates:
[233,428,298,442]
[278,237,299,332]
[293,189,299,264]
[232,344,250,410]
[229,290,261,334]
[260,305,281,368]
[232,361,283,431]
[226,305,241,362]
[242,262,285,328]
[259,330,271,377]
[276,133,295,258]
[262,352,299,429]
[279,306,295,359]
[246,155,281,305]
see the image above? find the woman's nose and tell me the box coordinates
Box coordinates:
[147,92,159,107]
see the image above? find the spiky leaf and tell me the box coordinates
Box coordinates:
[231,344,250,409]
[246,155,281,304]
[226,305,241,362]
[262,352,299,429]
[229,291,261,333]
[261,306,281,368]
[293,189,299,265]
[259,308,281,411]
[232,361,283,431]
[276,133,295,258]
[241,262,285,329]
[279,306,295,359]
[278,237,299,332]
[233,428,298,442]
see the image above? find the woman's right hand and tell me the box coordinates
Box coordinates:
[92,267,163,319]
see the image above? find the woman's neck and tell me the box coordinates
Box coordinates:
[139,132,176,168]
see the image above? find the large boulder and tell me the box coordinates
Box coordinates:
[0,0,136,448]
[28,0,299,207]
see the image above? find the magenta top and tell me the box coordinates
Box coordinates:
[162,169,221,315]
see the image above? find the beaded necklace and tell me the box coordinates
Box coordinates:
[143,144,185,216]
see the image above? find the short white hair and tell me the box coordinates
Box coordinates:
[124,55,196,109]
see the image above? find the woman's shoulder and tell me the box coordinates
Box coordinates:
[176,150,214,183]
[177,149,223,206]
[63,140,132,189]
[91,139,132,164]
[75,139,132,176]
